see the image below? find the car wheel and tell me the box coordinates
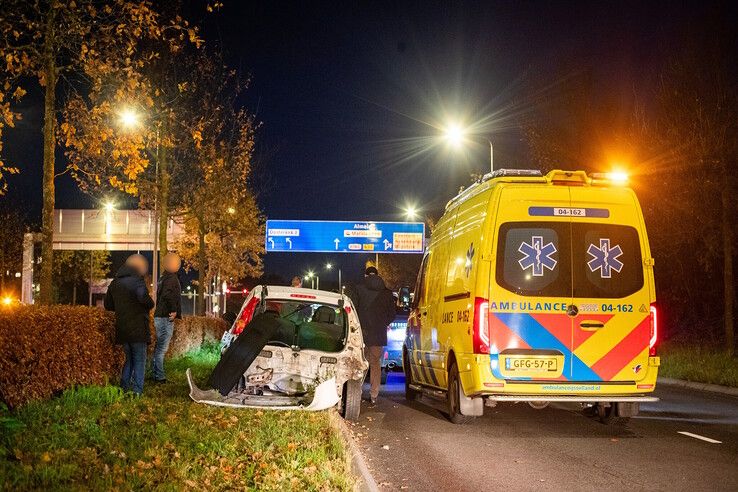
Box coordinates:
[380,367,388,385]
[341,379,362,421]
[597,403,630,426]
[447,362,474,425]
[403,350,420,401]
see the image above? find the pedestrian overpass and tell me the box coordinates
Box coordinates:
[22,209,184,303]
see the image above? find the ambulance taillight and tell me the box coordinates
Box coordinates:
[649,303,658,356]
[473,297,490,354]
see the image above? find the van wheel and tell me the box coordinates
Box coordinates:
[597,403,629,426]
[403,351,420,401]
[447,362,473,425]
[341,379,362,421]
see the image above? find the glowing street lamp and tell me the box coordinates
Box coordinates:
[118,108,140,128]
[443,123,466,148]
[403,204,418,221]
[441,121,495,173]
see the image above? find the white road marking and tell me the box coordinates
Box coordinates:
[678,431,722,444]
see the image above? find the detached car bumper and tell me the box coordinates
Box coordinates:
[187,368,340,411]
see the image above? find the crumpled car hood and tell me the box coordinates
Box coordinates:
[186,368,340,411]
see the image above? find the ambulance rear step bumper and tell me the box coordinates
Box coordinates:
[484,395,658,403]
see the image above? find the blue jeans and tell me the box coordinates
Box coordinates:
[152,317,174,381]
[121,342,147,395]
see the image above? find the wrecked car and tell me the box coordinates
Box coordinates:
[187,285,368,420]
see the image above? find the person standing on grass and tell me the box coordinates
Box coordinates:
[151,253,182,383]
[347,266,396,406]
[104,254,154,396]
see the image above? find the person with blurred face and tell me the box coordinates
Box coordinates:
[104,254,154,396]
[291,276,303,288]
[151,252,182,383]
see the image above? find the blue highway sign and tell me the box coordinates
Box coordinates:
[265,220,425,253]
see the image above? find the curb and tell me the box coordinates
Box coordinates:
[331,413,380,492]
[658,377,738,397]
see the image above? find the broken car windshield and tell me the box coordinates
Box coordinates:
[262,300,347,352]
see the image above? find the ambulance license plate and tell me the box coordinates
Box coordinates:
[505,357,558,372]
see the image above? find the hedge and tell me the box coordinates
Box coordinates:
[0,306,121,409]
[0,305,228,408]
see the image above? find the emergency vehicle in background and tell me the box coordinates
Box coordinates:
[404,169,659,425]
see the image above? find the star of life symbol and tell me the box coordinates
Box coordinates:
[518,236,557,276]
[587,238,624,278]
[465,243,475,277]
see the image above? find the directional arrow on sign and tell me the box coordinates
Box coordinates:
[383,239,392,250]
[268,237,275,249]
[334,238,340,250]
[285,238,293,249]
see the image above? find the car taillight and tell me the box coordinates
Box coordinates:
[233,297,259,335]
[473,297,490,354]
[649,303,658,356]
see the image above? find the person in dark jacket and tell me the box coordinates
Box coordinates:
[151,253,182,383]
[348,266,396,405]
[104,254,154,395]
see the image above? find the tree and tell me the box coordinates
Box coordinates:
[53,250,111,305]
[641,21,737,354]
[0,0,192,304]
[60,10,203,255]
[170,54,264,314]
[0,208,25,293]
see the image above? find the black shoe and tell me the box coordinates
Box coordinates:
[369,397,377,407]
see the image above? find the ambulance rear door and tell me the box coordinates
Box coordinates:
[567,186,652,383]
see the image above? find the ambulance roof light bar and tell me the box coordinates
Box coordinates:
[590,171,629,185]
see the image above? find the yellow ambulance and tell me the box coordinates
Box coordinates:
[404,169,659,424]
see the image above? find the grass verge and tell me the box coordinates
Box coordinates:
[0,344,353,491]
[659,343,738,388]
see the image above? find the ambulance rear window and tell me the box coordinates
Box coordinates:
[496,222,571,297]
[496,222,644,299]
[572,224,643,298]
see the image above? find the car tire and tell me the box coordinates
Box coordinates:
[207,313,279,396]
[597,403,630,426]
[341,379,362,421]
[447,362,474,425]
[403,350,420,401]
[380,367,388,385]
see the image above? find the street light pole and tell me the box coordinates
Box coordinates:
[489,140,494,173]
[151,125,160,302]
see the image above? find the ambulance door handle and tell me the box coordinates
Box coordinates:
[579,321,604,330]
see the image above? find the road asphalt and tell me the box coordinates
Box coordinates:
[349,372,738,491]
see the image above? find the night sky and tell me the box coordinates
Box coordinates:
[1,0,721,285]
